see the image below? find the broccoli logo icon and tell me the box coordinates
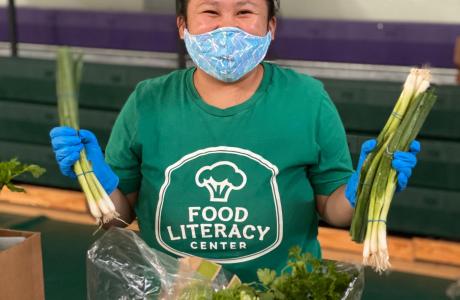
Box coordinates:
[195,161,247,203]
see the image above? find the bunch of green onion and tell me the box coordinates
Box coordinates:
[56,47,120,226]
[350,68,437,272]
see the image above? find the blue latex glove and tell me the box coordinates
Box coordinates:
[49,126,119,194]
[393,140,421,192]
[345,139,420,208]
[345,139,377,208]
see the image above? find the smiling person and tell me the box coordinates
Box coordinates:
[49,0,420,281]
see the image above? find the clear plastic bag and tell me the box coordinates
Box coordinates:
[86,228,214,300]
[87,228,364,300]
[334,261,364,300]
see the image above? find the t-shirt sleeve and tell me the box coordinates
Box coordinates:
[105,89,142,195]
[308,89,353,196]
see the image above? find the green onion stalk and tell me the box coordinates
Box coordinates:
[56,47,121,226]
[350,68,437,272]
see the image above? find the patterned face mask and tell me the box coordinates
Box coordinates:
[184,27,272,82]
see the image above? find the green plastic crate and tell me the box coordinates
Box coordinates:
[323,79,460,139]
[0,57,172,110]
[0,100,117,146]
[390,186,460,240]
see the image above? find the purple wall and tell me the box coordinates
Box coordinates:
[0,8,178,52]
[1,7,459,68]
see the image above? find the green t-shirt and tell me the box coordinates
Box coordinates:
[105,62,353,282]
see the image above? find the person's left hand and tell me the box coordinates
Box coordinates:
[392,140,420,192]
[345,139,421,208]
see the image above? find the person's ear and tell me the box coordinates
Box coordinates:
[177,16,186,39]
[268,16,277,40]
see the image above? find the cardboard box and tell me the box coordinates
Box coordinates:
[0,229,45,300]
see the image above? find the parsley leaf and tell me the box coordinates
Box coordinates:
[0,158,46,192]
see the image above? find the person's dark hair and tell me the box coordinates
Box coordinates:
[176,0,280,20]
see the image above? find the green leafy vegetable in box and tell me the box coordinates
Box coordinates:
[0,158,46,192]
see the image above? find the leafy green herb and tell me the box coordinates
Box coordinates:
[208,246,357,300]
[0,158,46,192]
[212,284,259,300]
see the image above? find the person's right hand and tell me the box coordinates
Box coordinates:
[49,126,119,194]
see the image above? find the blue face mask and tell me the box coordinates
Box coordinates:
[184,27,272,83]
